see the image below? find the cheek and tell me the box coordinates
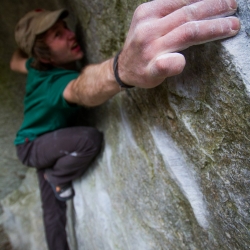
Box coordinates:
[50,44,69,62]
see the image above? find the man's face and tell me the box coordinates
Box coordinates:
[44,20,84,67]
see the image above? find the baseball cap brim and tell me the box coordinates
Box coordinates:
[35,9,69,35]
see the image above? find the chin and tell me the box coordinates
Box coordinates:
[77,51,84,60]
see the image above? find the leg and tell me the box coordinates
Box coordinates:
[45,126,103,185]
[18,126,103,185]
[37,169,69,250]
[16,126,102,249]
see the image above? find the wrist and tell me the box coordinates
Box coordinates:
[113,51,134,89]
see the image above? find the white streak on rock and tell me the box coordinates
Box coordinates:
[96,190,112,232]
[120,108,137,148]
[182,115,200,143]
[151,127,209,229]
[105,144,113,177]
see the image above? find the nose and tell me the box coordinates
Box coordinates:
[67,29,75,40]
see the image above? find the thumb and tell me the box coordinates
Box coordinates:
[149,53,186,79]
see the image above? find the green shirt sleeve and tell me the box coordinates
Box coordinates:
[25,58,33,71]
[47,71,79,108]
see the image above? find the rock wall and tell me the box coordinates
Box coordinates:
[0,0,250,250]
[0,1,71,249]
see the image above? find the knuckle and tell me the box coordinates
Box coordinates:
[133,22,152,46]
[184,5,198,22]
[182,22,199,42]
[134,3,150,21]
[133,27,145,46]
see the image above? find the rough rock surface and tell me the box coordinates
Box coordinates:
[0,0,250,250]
[70,0,250,249]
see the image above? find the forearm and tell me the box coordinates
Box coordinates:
[10,48,28,73]
[65,58,121,107]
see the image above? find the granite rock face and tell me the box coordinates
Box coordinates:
[69,0,250,249]
[1,0,250,250]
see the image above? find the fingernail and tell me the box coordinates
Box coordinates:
[228,17,241,31]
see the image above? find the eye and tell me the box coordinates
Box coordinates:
[55,31,61,37]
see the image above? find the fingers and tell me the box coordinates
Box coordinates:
[133,0,200,21]
[119,0,240,89]
[155,16,240,53]
[147,53,186,87]
[156,0,238,36]
[129,0,239,48]
[133,0,237,22]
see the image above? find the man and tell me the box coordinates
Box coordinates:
[10,0,240,249]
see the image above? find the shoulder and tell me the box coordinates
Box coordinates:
[47,69,80,105]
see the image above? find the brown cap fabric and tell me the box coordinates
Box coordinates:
[15,9,69,56]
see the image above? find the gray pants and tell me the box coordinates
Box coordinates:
[16,126,103,250]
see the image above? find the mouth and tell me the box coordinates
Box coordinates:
[71,42,80,51]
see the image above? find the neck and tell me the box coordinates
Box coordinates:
[56,61,78,71]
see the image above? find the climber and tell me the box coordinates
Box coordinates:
[10,0,240,249]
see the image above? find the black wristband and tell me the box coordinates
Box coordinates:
[113,51,134,89]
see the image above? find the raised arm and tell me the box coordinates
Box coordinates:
[64,0,240,107]
[10,48,28,74]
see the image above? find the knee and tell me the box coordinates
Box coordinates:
[75,127,103,156]
[88,128,103,151]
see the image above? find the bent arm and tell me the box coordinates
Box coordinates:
[64,0,240,107]
[10,49,28,74]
